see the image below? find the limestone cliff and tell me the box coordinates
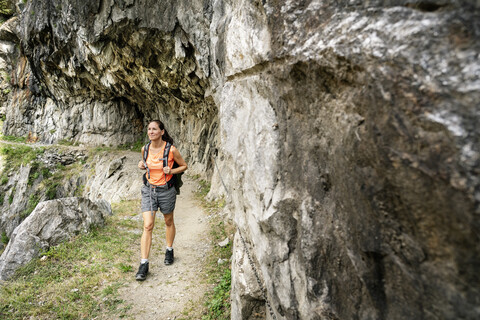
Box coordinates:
[0,1,478,319]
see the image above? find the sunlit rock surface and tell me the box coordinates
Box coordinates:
[0,197,111,280]
[0,148,141,239]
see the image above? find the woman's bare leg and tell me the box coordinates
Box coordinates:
[164,211,175,247]
[141,211,156,259]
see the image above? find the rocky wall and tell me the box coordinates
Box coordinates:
[1,0,218,174]
[211,1,480,319]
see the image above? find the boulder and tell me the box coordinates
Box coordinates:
[0,197,111,281]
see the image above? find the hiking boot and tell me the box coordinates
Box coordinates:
[135,262,149,281]
[164,249,174,265]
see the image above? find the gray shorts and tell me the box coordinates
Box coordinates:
[141,184,177,214]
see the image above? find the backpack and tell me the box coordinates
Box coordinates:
[142,141,184,195]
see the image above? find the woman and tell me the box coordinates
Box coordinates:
[135,120,188,281]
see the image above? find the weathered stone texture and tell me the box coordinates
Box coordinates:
[0,0,478,319]
[214,1,480,320]
[0,147,141,239]
[0,197,111,280]
[85,151,143,203]
[3,0,218,174]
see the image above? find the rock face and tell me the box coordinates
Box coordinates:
[0,146,88,236]
[0,197,111,280]
[0,1,479,319]
[0,146,142,238]
[2,0,218,173]
[216,2,480,319]
[84,151,143,203]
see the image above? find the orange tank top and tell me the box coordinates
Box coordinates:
[146,143,175,186]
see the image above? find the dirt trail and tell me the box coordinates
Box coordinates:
[118,177,211,319]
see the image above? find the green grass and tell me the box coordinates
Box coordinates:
[1,231,8,245]
[116,263,133,273]
[0,200,141,319]
[118,138,146,151]
[57,138,145,154]
[1,71,11,83]
[91,138,146,154]
[204,268,231,320]
[27,161,41,186]
[196,179,211,198]
[0,144,44,170]
[45,181,59,200]
[1,135,27,143]
[200,213,233,320]
[21,194,40,219]
[0,1,14,16]
[57,138,75,146]
[74,183,85,197]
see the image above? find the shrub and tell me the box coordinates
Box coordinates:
[21,194,39,218]
[0,0,14,18]
[1,231,8,245]
[45,182,59,200]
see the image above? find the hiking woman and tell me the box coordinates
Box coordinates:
[135,120,187,281]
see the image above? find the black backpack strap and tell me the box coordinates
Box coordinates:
[163,142,175,188]
[143,141,151,179]
[162,142,172,167]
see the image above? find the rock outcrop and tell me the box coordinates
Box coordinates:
[84,151,143,203]
[0,146,88,236]
[0,197,111,280]
[0,145,142,238]
[215,2,480,319]
[0,1,478,319]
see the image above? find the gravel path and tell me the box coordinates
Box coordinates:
[118,177,211,319]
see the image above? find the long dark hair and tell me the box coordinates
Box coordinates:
[150,120,174,144]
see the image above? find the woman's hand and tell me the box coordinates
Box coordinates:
[138,160,146,170]
[163,166,172,174]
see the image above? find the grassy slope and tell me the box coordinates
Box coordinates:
[0,200,141,319]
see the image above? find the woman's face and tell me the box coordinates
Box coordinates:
[147,122,164,141]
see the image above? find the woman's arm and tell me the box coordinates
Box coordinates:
[138,146,146,170]
[171,147,187,174]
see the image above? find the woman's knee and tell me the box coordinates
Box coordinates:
[142,211,156,231]
[143,221,155,232]
[164,213,174,227]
